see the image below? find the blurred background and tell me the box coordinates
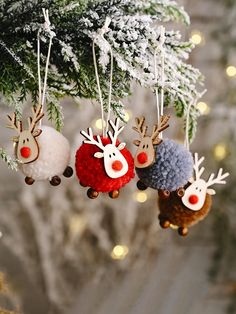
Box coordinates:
[0,0,236,313]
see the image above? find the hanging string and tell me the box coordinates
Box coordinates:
[37,31,42,107]
[37,8,54,126]
[154,48,160,124]
[184,89,207,151]
[154,26,166,138]
[92,17,113,137]
[92,41,105,137]
[105,49,113,135]
[159,26,166,139]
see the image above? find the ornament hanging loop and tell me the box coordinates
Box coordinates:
[154,26,166,139]
[92,17,114,137]
[37,8,55,126]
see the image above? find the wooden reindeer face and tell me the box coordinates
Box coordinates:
[7,105,44,164]
[182,153,229,211]
[81,119,129,179]
[133,116,170,168]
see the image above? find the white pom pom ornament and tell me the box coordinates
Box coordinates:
[7,105,73,186]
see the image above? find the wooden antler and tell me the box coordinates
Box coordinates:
[151,115,170,142]
[193,153,205,180]
[28,104,44,133]
[206,168,229,187]
[132,117,148,138]
[108,119,124,145]
[80,128,105,150]
[7,112,22,133]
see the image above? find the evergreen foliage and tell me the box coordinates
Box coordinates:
[0,0,204,167]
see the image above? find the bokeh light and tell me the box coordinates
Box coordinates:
[133,191,148,203]
[111,245,129,260]
[197,101,210,115]
[214,143,227,161]
[191,30,204,45]
[226,65,236,77]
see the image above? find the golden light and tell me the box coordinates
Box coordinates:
[0,231,3,238]
[133,191,148,203]
[226,66,236,77]
[69,214,87,236]
[124,110,132,122]
[214,143,227,161]
[94,119,106,130]
[111,245,129,260]
[190,31,204,45]
[197,101,210,115]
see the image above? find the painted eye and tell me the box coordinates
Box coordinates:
[146,144,149,148]
[113,153,116,156]
[27,138,29,142]
[109,154,112,158]
[23,140,25,144]
[142,144,145,149]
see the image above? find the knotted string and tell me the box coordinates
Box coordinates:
[92,17,114,137]
[37,8,55,126]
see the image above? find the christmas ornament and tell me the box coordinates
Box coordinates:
[134,26,193,193]
[75,18,134,199]
[76,119,134,199]
[133,116,194,191]
[7,104,73,186]
[7,9,73,186]
[158,153,229,236]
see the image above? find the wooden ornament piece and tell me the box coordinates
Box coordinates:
[87,188,99,199]
[81,119,128,179]
[7,105,44,164]
[50,176,61,186]
[63,166,74,178]
[133,115,170,169]
[109,190,120,199]
[136,180,148,191]
[181,153,229,211]
[25,177,35,185]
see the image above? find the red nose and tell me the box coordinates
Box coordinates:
[137,152,148,164]
[189,195,199,205]
[112,160,123,171]
[20,147,31,158]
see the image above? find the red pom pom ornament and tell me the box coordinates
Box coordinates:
[76,119,135,199]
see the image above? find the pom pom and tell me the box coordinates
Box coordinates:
[20,126,71,180]
[158,187,212,230]
[75,136,135,192]
[136,139,193,191]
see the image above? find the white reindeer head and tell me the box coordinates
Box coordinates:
[182,153,229,211]
[81,119,128,179]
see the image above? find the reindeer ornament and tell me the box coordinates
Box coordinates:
[133,116,194,192]
[158,153,229,236]
[7,105,73,186]
[75,119,134,199]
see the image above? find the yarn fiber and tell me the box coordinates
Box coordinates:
[75,136,135,192]
[136,139,193,191]
[20,126,71,180]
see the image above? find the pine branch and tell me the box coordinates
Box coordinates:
[0,0,203,134]
[0,148,18,171]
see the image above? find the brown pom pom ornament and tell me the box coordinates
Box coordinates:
[158,153,229,236]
